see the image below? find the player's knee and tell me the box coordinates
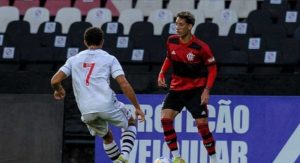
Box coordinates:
[102,130,114,143]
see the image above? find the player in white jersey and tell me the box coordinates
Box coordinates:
[51,27,145,163]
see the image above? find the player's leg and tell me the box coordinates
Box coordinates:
[102,130,123,162]
[107,101,137,162]
[119,116,137,161]
[161,91,185,163]
[185,88,216,163]
[196,118,216,163]
[81,113,121,162]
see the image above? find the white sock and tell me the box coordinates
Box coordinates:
[210,154,217,163]
[103,140,120,161]
[171,150,180,158]
[121,125,137,160]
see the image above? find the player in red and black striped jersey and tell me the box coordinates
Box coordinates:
[158,11,217,163]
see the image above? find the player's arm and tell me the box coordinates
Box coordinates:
[201,44,217,105]
[157,57,172,88]
[51,71,67,100]
[115,75,145,122]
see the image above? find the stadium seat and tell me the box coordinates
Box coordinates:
[194,22,219,43]
[4,20,31,47]
[37,21,63,47]
[217,50,249,75]
[85,8,112,28]
[167,0,194,16]
[23,7,50,34]
[261,0,289,19]
[105,0,132,17]
[160,22,176,44]
[282,38,300,65]
[190,9,205,34]
[129,21,155,62]
[209,36,234,64]
[197,0,225,19]
[126,73,154,93]
[212,9,238,36]
[148,9,174,35]
[55,7,81,34]
[247,9,273,37]
[0,0,9,6]
[118,9,143,35]
[67,21,92,50]
[0,46,21,71]
[73,0,101,16]
[135,0,162,16]
[247,37,268,65]
[44,0,71,16]
[277,10,300,36]
[101,22,129,60]
[0,6,19,33]
[228,22,254,50]
[294,26,300,41]
[229,0,257,18]
[13,0,39,16]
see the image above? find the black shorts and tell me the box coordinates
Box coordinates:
[162,88,208,119]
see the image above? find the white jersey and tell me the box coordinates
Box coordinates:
[59,49,124,115]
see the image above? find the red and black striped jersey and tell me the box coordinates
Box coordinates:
[166,35,217,91]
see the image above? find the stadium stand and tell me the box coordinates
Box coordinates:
[13,0,39,16]
[85,8,112,27]
[128,21,154,63]
[44,0,71,16]
[212,9,238,36]
[166,0,194,16]
[194,22,219,44]
[54,7,81,34]
[0,0,9,6]
[261,0,289,19]
[148,9,173,35]
[278,10,300,37]
[197,0,225,19]
[66,21,92,51]
[247,9,273,36]
[0,6,19,33]
[105,0,132,17]
[73,0,101,16]
[118,8,143,35]
[135,0,163,16]
[23,7,50,33]
[190,9,205,33]
[229,0,257,18]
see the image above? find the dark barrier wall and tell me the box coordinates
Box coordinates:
[0,94,64,163]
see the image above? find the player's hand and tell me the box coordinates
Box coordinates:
[53,88,66,100]
[157,73,167,88]
[201,88,210,105]
[135,108,145,122]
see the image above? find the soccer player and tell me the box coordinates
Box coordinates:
[51,27,145,163]
[157,11,217,163]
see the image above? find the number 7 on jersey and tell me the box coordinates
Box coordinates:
[83,63,95,86]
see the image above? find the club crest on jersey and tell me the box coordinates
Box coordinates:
[171,50,176,55]
[186,52,195,61]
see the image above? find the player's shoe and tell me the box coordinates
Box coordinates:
[115,155,128,163]
[172,156,186,163]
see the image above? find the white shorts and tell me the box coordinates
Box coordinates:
[81,101,132,137]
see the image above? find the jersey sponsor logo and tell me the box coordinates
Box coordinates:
[186,52,195,61]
